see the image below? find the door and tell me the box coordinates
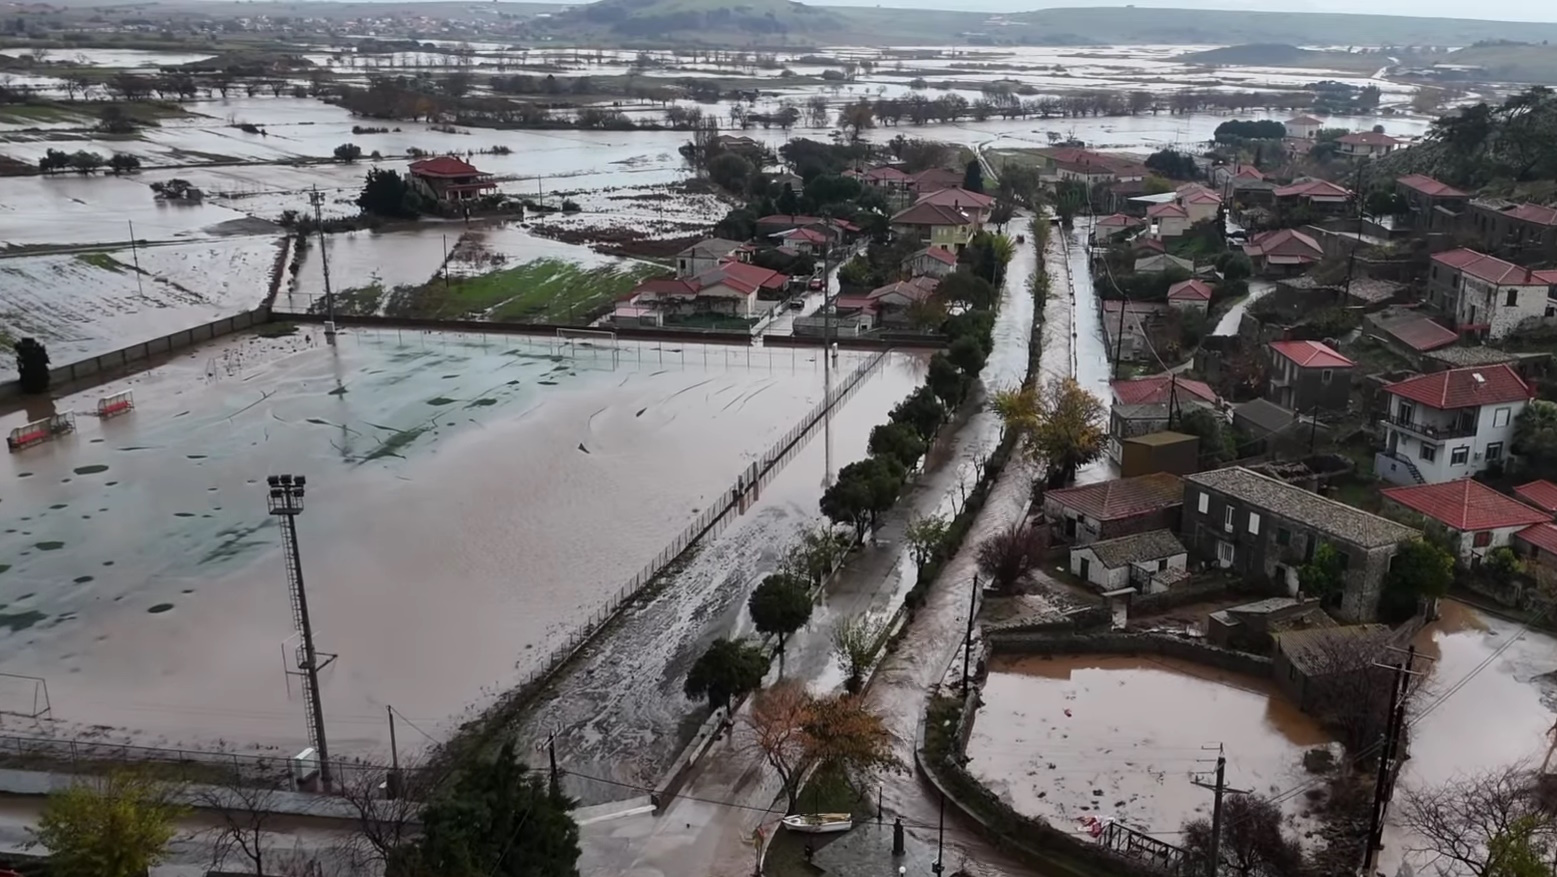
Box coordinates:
[1079,557,1092,583]
[1217,541,1235,568]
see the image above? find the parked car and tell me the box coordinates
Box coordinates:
[787,298,806,311]
[808,277,824,291]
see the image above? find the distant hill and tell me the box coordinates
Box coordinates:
[1179,43,1384,73]
[1412,41,1557,85]
[537,0,847,42]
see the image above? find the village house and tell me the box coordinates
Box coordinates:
[1031,147,1149,184]
[914,187,996,228]
[1513,480,1557,519]
[1381,479,1549,565]
[1284,115,1326,140]
[846,165,912,192]
[1101,300,1169,363]
[769,226,831,256]
[1134,253,1195,275]
[1374,364,1533,486]
[891,201,975,252]
[1365,308,1461,359]
[1207,596,1332,651]
[1224,165,1278,207]
[1465,199,1557,263]
[1092,213,1145,244]
[908,167,964,195]
[407,155,496,203]
[1242,228,1325,276]
[613,259,787,325]
[1395,175,1470,234]
[1042,472,1185,546]
[1176,184,1223,224]
[1166,279,1213,314]
[1427,248,1557,341]
[1516,522,1557,570]
[867,277,939,328]
[902,246,959,279]
[1108,375,1218,458]
[1069,529,1188,593]
[1272,625,1394,712]
[1335,131,1404,158]
[754,214,824,237]
[1272,179,1353,217]
[1266,339,1355,413]
[1146,202,1191,238]
[675,238,744,277]
[1182,466,1418,621]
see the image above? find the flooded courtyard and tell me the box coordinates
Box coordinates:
[967,653,1334,839]
[0,327,920,756]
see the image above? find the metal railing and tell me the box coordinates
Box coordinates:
[1383,413,1475,440]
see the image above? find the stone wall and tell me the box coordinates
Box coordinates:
[985,630,1274,678]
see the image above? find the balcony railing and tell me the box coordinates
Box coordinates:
[1383,413,1476,440]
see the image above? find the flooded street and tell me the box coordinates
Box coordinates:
[1042,215,1117,484]
[1211,280,1277,337]
[0,328,906,755]
[968,654,1333,839]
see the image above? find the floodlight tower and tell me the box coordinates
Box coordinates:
[265,474,333,789]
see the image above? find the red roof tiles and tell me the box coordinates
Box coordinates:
[1382,364,1532,410]
[1111,374,1218,406]
[1514,481,1557,515]
[1517,522,1557,555]
[1382,480,1549,532]
[1167,279,1213,302]
[1273,179,1352,200]
[1269,339,1354,369]
[891,201,971,226]
[1397,175,1468,199]
[1432,249,1556,286]
[1097,213,1145,228]
[1338,131,1402,146]
[1504,203,1557,226]
[1146,202,1188,219]
[916,187,995,210]
[409,155,484,177]
[1045,472,1185,522]
[1243,228,1324,262]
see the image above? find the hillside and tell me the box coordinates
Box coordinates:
[1002,7,1557,47]
[535,0,848,42]
[1179,44,1384,73]
[1409,41,1557,85]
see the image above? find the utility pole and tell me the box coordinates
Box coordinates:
[961,574,980,695]
[1192,746,1249,877]
[547,728,561,798]
[127,220,145,300]
[821,216,835,488]
[386,705,401,799]
[932,790,945,875]
[1112,292,1129,379]
[1308,403,1321,455]
[265,474,335,790]
[1363,645,1429,875]
[307,188,336,345]
[1343,162,1366,306]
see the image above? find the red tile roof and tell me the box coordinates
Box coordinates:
[1383,364,1532,410]
[1286,115,1324,125]
[1269,339,1354,369]
[1376,314,1459,352]
[1243,228,1323,262]
[915,187,995,210]
[1045,472,1185,522]
[1147,202,1188,219]
[1111,374,1218,406]
[1273,179,1352,200]
[632,277,698,297]
[755,214,823,227]
[861,165,911,183]
[1504,203,1557,226]
[699,260,787,295]
[1516,522,1557,555]
[409,155,484,177]
[1338,131,1402,146]
[891,201,971,226]
[1232,166,1266,181]
[1382,480,1549,532]
[910,167,964,192]
[868,277,939,302]
[1096,213,1145,228]
[775,227,830,245]
[910,246,958,266]
[1397,175,1468,199]
[1167,279,1213,301]
[1431,249,1556,286]
[1514,481,1557,515]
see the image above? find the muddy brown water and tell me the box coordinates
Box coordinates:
[967,653,1334,840]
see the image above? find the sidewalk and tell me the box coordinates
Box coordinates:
[0,766,362,822]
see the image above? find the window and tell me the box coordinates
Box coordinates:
[1452,446,1470,466]
[1336,550,1350,571]
[1473,531,1493,548]
[1506,288,1519,307]
[1431,265,1438,280]
[1276,527,1291,547]
[1487,442,1504,462]
[1421,444,1438,463]
[1321,369,1333,384]
[1198,492,1209,514]
[1224,506,1235,531]
[1399,401,1415,422]
[1494,407,1511,428]
[1249,512,1261,535]
[1217,541,1235,567]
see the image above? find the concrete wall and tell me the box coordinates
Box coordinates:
[0,308,271,405]
[985,630,1274,678]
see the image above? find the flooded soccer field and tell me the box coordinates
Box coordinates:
[0,327,917,755]
[967,654,1334,839]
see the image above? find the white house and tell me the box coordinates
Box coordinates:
[1146,202,1190,238]
[902,246,959,279]
[1166,279,1213,314]
[1382,480,1549,565]
[1070,529,1188,593]
[1285,115,1325,140]
[1336,131,1404,158]
[675,238,743,277]
[1428,248,1557,341]
[1175,184,1222,225]
[1375,364,1534,486]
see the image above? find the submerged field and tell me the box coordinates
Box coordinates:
[0,326,902,756]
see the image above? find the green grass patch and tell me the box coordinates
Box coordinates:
[74,252,128,273]
[0,104,81,124]
[361,425,430,462]
[382,258,663,324]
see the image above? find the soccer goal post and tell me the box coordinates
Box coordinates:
[556,327,620,364]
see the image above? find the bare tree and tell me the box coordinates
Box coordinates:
[336,762,423,870]
[1297,627,1426,753]
[194,780,287,875]
[743,681,810,812]
[1400,763,1556,877]
[1182,793,1304,877]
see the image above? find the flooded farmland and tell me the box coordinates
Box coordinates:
[0,328,918,755]
[967,654,1334,839]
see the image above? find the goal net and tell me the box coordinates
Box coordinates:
[556,327,620,365]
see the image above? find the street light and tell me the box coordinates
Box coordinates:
[265,474,332,790]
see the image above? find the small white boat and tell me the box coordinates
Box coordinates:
[781,812,854,834]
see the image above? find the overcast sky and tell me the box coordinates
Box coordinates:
[789,0,1557,21]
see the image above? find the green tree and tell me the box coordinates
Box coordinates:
[926,353,967,410]
[820,456,906,541]
[1180,406,1237,467]
[1378,538,1455,622]
[942,309,994,354]
[947,335,987,378]
[868,421,928,471]
[404,740,580,877]
[357,167,420,219]
[30,773,184,877]
[15,337,50,395]
[1514,399,1557,480]
[748,573,813,670]
[1181,793,1303,877]
[108,152,141,175]
[935,270,996,311]
[333,142,363,162]
[38,148,71,173]
[994,377,1106,488]
[906,513,951,574]
[1298,542,1347,604]
[831,614,887,694]
[684,638,770,711]
[888,386,946,441]
[962,158,983,194]
[786,525,848,586]
[1214,250,1253,282]
[708,152,755,194]
[1487,816,1554,877]
[69,150,104,174]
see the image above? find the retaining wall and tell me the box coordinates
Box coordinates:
[985,630,1274,678]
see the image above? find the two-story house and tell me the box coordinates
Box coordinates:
[1426,248,1557,341]
[1395,175,1469,234]
[1374,364,1533,486]
[1183,467,1418,621]
[1272,179,1353,217]
[1242,228,1325,276]
[913,187,995,228]
[1266,340,1354,413]
[1176,184,1223,225]
[1464,199,1557,263]
[890,201,974,252]
[675,238,744,277]
[1335,131,1403,158]
[1382,480,1549,566]
[1146,202,1190,238]
[1284,115,1325,140]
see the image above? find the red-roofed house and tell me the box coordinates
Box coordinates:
[1465,199,1557,264]
[1336,131,1403,158]
[613,259,787,324]
[868,276,940,327]
[1042,472,1185,546]
[1266,340,1355,412]
[1242,228,1325,275]
[891,201,975,251]
[1167,279,1213,314]
[408,155,495,202]
[1382,480,1549,564]
[1427,248,1557,340]
[914,187,995,227]
[1093,213,1145,244]
[909,167,965,195]
[1273,179,1353,216]
[1176,185,1223,224]
[1396,175,1470,234]
[1146,202,1190,238]
[1285,116,1326,139]
[1515,522,1557,569]
[1375,364,1533,486]
[1112,374,1219,407]
[1514,481,1557,519]
[769,226,831,255]
[902,246,959,279]
[847,165,912,191]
